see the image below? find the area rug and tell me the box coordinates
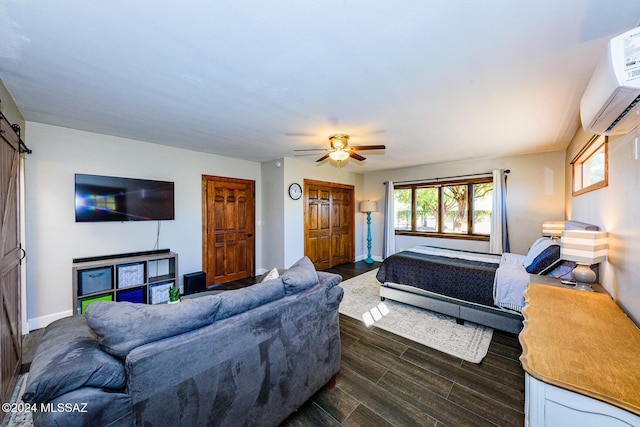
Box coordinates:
[339,269,493,363]
[1,374,33,427]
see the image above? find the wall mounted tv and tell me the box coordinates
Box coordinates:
[75,174,175,222]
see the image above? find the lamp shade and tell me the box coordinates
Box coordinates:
[561,230,608,264]
[329,150,349,161]
[360,200,377,213]
[542,221,565,237]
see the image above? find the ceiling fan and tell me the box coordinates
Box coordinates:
[294,133,386,162]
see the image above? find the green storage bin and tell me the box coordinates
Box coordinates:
[79,293,113,314]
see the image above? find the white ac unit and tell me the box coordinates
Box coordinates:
[580,26,640,135]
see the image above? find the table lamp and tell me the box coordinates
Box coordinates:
[560,230,608,291]
[542,221,564,239]
[360,200,377,264]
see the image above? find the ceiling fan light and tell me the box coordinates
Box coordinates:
[329,150,350,161]
[329,133,349,150]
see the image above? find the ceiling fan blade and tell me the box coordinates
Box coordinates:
[350,129,387,137]
[294,148,328,152]
[349,152,367,161]
[316,153,330,162]
[294,152,324,157]
[350,145,386,151]
[285,132,319,137]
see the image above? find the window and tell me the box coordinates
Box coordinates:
[442,184,467,234]
[572,134,608,196]
[394,178,493,240]
[416,187,438,231]
[393,188,412,230]
[472,182,493,234]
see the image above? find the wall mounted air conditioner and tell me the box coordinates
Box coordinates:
[580,26,640,135]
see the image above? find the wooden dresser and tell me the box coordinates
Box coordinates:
[519,281,640,427]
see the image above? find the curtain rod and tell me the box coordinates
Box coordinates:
[385,169,510,185]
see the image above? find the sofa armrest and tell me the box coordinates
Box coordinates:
[316,272,343,306]
[32,387,130,427]
[317,271,342,289]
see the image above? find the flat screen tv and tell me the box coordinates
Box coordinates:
[75,174,175,222]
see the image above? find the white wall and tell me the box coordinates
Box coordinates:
[260,159,286,270]
[363,150,566,257]
[566,127,640,325]
[24,122,262,330]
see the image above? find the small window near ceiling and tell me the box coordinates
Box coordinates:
[571,134,608,196]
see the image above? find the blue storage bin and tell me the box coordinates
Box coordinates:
[78,267,113,295]
[117,286,146,304]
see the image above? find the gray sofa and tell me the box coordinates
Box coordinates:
[23,257,343,427]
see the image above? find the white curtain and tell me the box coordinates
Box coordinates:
[489,169,510,254]
[382,181,396,258]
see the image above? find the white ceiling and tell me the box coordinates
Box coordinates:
[1,1,639,172]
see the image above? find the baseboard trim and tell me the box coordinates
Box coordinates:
[28,310,73,331]
[356,254,383,262]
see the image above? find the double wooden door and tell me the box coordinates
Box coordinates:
[304,179,354,270]
[202,176,255,285]
[0,115,21,411]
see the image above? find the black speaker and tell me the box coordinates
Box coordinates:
[184,271,207,295]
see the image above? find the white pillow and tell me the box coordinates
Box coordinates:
[522,238,547,267]
[261,267,280,282]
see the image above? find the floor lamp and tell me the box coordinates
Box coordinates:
[360,200,377,264]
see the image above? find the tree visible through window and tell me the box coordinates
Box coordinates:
[393,188,412,230]
[393,178,493,239]
[472,183,493,234]
[416,187,438,231]
[443,185,467,233]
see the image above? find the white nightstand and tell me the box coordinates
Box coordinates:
[519,282,640,426]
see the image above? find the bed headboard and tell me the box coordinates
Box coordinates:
[564,220,600,231]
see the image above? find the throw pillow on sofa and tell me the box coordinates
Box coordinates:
[260,267,280,282]
[86,295,220,358]
[23,316,126,404]
[213,277,286,321]
[281,256,319,295]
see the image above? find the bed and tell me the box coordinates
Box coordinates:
[377,221,598,334]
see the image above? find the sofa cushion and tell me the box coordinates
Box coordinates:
[281,256,319,295]
[86,295,220,358]
[213,277,286,321]
[23,316,126,404]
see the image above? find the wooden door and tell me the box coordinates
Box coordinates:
[0,116,21,411]
[305,184,331,270]
[330,187,353,266]
[304,180,354,269]
[202,176,255,285]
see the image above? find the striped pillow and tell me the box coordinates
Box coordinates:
[523,238,561,274]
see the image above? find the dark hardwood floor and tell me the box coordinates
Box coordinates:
[21,261,524,427]
[282,261,525,427]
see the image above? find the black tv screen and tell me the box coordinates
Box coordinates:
[75,174,175,222]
